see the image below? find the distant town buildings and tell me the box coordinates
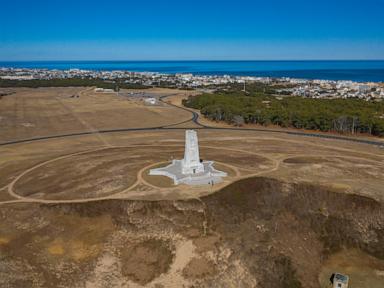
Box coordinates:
[277,78,384,100]
[1,67,383,101]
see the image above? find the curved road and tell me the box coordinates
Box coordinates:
[0,93,383,148]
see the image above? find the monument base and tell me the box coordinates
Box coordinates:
[149,160,227,186]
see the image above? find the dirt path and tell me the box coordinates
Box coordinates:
[1,88,383,206]
[1,135,384,206]
[1,143,280,205]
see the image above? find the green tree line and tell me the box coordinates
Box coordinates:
[183,92,384,137]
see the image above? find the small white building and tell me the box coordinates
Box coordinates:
[94,88,114,93]
[331,273,349,288]
[144,97,157,105]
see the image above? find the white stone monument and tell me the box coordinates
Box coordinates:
[182,130,205,175]
[149,130,227,185]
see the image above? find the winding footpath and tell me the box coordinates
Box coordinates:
[0,143,279,205]
[1,89,384,206]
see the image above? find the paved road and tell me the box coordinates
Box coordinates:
[0,93,383,148]
[159,95,203,127]
[161,95,384,147]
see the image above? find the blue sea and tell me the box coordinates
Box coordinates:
[1,60,384,82]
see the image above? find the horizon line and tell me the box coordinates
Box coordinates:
[1,59,384,63]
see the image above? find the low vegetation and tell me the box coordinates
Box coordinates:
[183,83,384,136]
[0,78,148,90]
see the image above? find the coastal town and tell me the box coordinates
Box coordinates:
[1,67,383,100]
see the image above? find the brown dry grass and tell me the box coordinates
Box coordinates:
[0,87,193,143]
[183,257,217,279]
[1,127,383,202]
[1,177,384,287]
[0,87,384,287]
[13,146,183,200]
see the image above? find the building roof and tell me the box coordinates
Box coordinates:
[334,273,349,283]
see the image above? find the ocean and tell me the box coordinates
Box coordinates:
[1,60,384,82]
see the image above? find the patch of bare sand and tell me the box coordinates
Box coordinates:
[151,238,196,287]
[87,237,199,288]
[120,239,174,285]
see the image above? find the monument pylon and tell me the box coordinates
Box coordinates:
[182,130,204,175]
[149,130,227,185]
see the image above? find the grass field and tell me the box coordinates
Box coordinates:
[0,87,193,143]
[1,87,384,287]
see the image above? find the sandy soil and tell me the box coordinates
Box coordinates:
[1,88,384,287]
[1,177,384,288]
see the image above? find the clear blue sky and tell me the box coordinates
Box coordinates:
[1,0,384,60]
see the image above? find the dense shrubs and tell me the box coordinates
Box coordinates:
[183,91,384,136]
